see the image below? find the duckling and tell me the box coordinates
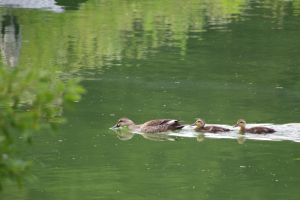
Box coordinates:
[233,119,276,134]
[191,119,231,133]
[111,118,184,133]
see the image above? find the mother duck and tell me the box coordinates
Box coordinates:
[111,117,184,133]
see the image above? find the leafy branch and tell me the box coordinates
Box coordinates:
[0,68,85,190]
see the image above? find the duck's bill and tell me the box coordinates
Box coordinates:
[110,124,120,129]
[191,123,196,126]
[233,124,238,127]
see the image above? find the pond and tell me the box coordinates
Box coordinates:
[1,0,300,199]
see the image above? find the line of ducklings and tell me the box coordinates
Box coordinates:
[111,118,276,134]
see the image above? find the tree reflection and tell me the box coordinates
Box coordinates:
[0,0,296,75]
[0,8,21,67]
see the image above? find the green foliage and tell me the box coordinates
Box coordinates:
[0,68,85,190]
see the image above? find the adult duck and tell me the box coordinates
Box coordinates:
[233,119,276,134]
[111,117,184,133]
[191,119,231,133]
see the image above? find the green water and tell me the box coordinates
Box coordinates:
[1,0,300,199]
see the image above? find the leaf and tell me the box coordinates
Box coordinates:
[0,67,84,190]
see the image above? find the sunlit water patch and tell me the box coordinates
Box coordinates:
[111,123,300,143]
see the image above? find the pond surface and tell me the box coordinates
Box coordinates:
[1,0,300,199]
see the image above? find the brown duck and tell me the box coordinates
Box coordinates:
[233,119,276,134]
[191,119,231,133]
[111,117,184,133]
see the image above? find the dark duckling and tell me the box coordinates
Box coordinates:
[191,119,231,133]
[233,119,276,134]
[111,118,184,133]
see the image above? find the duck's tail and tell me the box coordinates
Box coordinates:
[170,120,185,130]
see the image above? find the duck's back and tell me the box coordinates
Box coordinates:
[141,119,184,133]
[142,119,177,126]
[195,126,231,133]
[246,126,276,134]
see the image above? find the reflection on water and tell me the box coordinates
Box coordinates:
[0,0,298,75]
[0,8,21,67]
[0,0,64,13]
[196,133,205,142]
[111,123,300,143]
[237,136,246,144]
[141,133,180,142]
[110,128,134,141]
[55,0,88,10]
[111,128,180,142]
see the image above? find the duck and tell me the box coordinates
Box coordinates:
[233,119,276,134]
[191,119,231,133]
[111,117,184,133]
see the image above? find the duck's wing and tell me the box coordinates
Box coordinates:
[248,127,261,133]
[204,126,231,133]
[140,125,169,133]
[143,119,181,126]
[201,126,215,132]
[213,126,231,132]
[194,127,205,132]
[140,119,184,133]
[249,126,276,134]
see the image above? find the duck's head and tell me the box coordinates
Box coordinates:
[233,119,246,128]
[191,119,205,128]
[111,118,133,129]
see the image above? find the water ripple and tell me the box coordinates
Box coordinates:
[112,123,300,143]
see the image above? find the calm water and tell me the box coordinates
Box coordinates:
[1,0,300,199]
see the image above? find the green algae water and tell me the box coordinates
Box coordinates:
[1,0,300,199]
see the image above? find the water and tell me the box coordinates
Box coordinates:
[1,0,300,199]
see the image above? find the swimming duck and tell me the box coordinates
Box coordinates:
[111,118,184,133]
[191,119,231,133]
[233,119,276,134]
